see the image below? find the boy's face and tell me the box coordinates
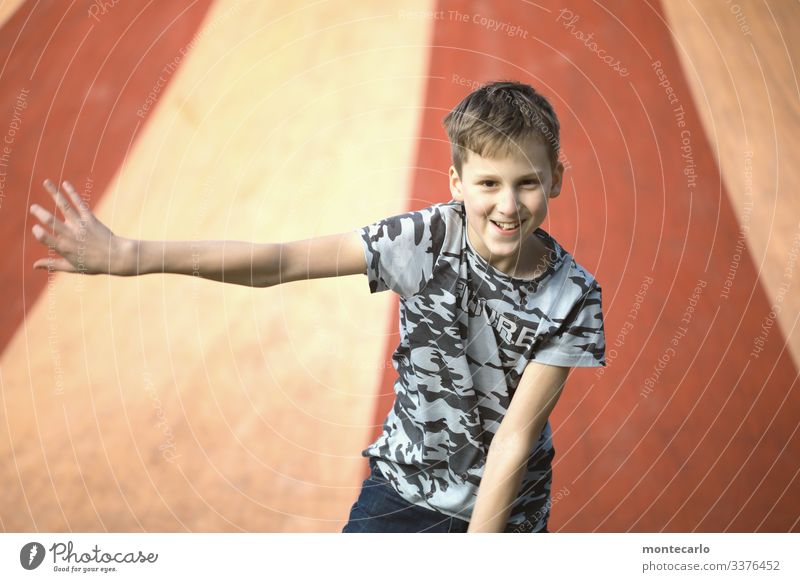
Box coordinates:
[449,137,564,277]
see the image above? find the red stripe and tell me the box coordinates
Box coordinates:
[1,0,215,355]
[369,0,799,531]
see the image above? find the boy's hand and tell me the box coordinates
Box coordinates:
[29,179,127,275]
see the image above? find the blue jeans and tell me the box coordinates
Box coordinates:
[341,457,549,533]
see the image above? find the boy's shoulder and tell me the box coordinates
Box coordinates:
[539,229,601,296]
[357,200,461,298]
[561,251,600,288]
[423,199,462,220]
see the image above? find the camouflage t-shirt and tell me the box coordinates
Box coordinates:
[356,199,606,531]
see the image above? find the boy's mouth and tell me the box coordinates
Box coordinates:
[490,219,523,234]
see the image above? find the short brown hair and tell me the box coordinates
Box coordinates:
[442,80,561,176]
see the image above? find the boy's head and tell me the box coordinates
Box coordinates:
[442,80,565,278]
[442,80,561,177]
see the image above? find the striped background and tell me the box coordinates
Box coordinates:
[1,0,798,532]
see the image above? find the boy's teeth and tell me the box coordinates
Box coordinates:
[493,220,519,230]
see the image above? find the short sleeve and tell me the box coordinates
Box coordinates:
[531,282,607,368]
[356,204,446,298]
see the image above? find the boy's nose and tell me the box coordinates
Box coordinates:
[495,188,523,216]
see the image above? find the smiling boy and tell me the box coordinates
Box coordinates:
[342,81,606,533]
[29,80,606,534]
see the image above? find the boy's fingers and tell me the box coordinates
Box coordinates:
[32,223,59,248]
[30,204,70,238]
[33,256,77,273]
[42,178,79,221]
[60,181,88,218]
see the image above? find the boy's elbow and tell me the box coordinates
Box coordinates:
[252,242,288,288]
[257,276,282,289]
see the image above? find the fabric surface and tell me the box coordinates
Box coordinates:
[342,457,548,532]
[356,199,606,530]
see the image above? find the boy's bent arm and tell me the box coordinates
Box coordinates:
[124,230,366,288]
[467,361,570,533]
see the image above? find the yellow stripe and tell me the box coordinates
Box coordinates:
[664,0,800,368]
[3,0,435,531]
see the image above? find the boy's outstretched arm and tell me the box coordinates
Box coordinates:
[467,361,570,533]
[29,179,366,287]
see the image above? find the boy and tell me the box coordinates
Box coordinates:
[29,80,606,534]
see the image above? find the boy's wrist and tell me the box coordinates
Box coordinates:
[113,236,139,276]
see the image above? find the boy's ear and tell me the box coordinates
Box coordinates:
[548,161,565,198]
[449,165,463,201]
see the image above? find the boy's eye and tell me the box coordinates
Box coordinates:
[478,180,539,188]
